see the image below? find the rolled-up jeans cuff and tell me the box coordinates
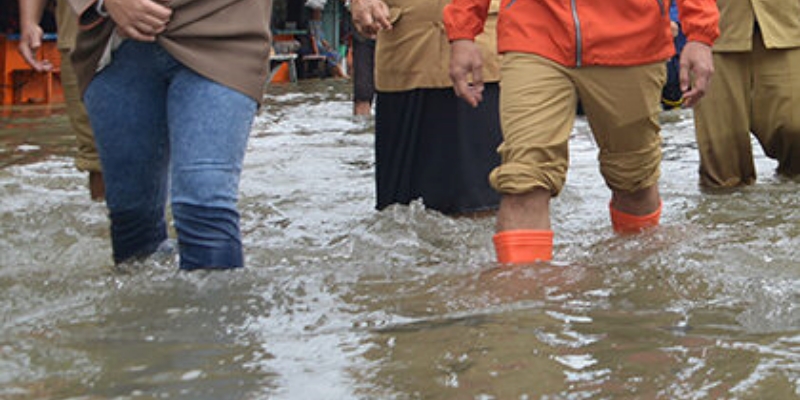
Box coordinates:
[178,243,243,270]
[172,203,243,270]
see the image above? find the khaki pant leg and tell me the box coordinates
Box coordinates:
[56,0,100,173]
[693,52,754,187]
[574,63,665,193]
[490,53,577,196]
[60,48,101,173]
[752,39,800,176]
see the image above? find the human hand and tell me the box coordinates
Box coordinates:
[679,41,714,108]
[105,0,173,42]
[18,0,51,72]
[350,0,391,39]
[18,20,52,72]
[449,39,484,108]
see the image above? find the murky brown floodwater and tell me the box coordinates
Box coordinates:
[1,80,799,400]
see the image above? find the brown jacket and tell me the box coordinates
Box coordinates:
[713,0,800,52]
[374,0,500,92]
[68,0,272,102]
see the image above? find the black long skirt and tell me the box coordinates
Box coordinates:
[374,84,502,215]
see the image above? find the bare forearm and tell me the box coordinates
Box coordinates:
[18,0,48,31]
[17,0,52,71]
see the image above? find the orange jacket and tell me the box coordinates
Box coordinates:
[444,0,719,67]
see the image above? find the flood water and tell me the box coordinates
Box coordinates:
[1,79,799,400]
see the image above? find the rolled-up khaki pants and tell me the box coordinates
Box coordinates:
[491,53,665,195]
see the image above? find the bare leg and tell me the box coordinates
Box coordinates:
[610,184,660,216]
[496,188,551,232]
[493,188,553,263]
[353,100,372,116]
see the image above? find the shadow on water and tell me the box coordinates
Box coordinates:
[1,80,799,399]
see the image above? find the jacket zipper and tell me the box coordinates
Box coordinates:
[570,0,582,67]
[655,0,665,15]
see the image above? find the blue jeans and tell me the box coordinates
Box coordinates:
[83,41,256,270]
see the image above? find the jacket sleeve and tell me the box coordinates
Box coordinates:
[676,0,720,46]
[443,0,492,41]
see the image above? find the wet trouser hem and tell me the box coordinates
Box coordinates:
[178,244,244,271]
[112,228,168,264]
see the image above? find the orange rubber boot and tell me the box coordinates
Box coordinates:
[609,202,662,234]
[493,230,554,264]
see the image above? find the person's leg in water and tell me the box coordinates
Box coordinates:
[750,31,800,178]
[609,185,662,233]
[84,41,255,270]
[490,53,575,264]
[493,189,554,264]
[352,34,375,116]
[55,0,105,200]
[577,63,666,234]
[83,41,170,265]
[60,47,105,201]
[491,56,665,265]
[167,62,255,270]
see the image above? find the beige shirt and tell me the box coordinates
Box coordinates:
[713,0,800,52]
[374,0,500,92]
[68,0,272,102]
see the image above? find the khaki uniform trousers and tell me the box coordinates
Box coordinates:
[693,31,800,187]
[56,0,101,173]
[491,53,665,196]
